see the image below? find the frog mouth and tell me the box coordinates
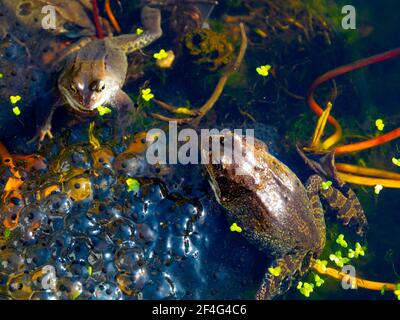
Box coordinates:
[60,88,97,114]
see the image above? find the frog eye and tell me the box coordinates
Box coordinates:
[70,83,77,93]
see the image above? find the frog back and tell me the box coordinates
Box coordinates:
[212,138,322,256]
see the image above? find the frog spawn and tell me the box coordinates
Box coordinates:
[0,142,205,300]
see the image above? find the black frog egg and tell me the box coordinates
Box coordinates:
[65,238,92,264]
[18,205,48,241]
[25,242,52,269]
[0,199,23,229]
[65,212,101,237]
[65,176,92,202]
[7,272,34,300]
[69,261,91,279]
[90,236,116,262]
[43,193,73,217]
[93,282,122,300]
[48,230,74,259]
[91,174,115,200]
[55,277,83,300]
[91,148,114,172]
[114,246,145,273]
[116,269,149,297]
[55,149,91,173]
[104,218,136,244]
[114,152,148,177]
[87,201,123,226]
[123,200,147,223]
[0,250,25,274]
[136,223,157,244]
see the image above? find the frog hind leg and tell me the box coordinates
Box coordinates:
[110,6,162,55]
[307,174,368,236]
[256,253,308,300]
[305,175,327,253]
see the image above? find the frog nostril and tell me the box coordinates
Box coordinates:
[90,80,106,92]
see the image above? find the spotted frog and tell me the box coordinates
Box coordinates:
[31,5,162,142]
[202,133,367,299]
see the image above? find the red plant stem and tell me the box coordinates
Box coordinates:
[335,128,400,155]
[307,47,400,154]
[92,0,105,39]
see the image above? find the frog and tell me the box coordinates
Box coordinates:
[29,4,163,143]
[0,0,108,150]
[202,132,367,299]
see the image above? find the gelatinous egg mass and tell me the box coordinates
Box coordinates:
[0,139,265,300]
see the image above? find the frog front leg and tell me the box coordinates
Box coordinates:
[112,90,136,138]
[256,254,307,300]
[110,6,162,54]
[28,103,60,147]
[306,174,368,236]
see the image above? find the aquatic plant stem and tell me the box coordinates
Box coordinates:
[193,22,247,126]
[105,0,122,33]
[312,260,397,291]
[337,172,400,188]
[147,112,194,124]
[92,0,105,39]
[335,163,400,180]
[149,23,247,125]
[335,128,400,155]
[307,47,400,151]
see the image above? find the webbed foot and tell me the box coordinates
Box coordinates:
[298,146,368,236]
[28,124,53,149]
[256,254,307,300]
[306,174,368,236]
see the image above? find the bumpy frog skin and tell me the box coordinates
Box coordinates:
[33,5,162,142]
[202,133,367,299]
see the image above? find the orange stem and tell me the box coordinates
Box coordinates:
[307,47,400,152]
[336,163,400,180]
[335,128,400,154]
[312,262,397,291]
[105,0,122,33]
[337,172,400,188]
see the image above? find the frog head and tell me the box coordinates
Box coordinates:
[201,132,262,203]
[58,57,120,114]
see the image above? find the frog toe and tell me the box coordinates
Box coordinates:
[256,255,305,300]
[28,126,53,148]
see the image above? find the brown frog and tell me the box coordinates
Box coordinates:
[29,4,162,143]
[202,133,367,299]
